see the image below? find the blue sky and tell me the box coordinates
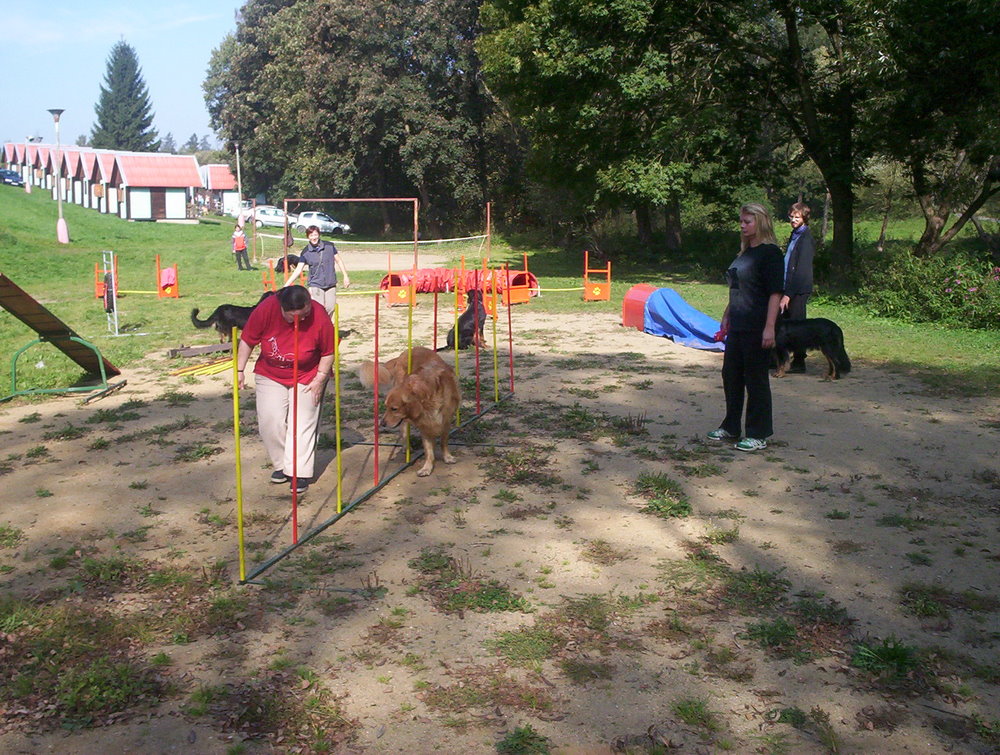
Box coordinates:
[0,1,245,148]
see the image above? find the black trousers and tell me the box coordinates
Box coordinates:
[234,249,251,270]
[782,293,810,363]
[721,329,773,440]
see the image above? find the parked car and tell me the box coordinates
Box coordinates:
[252,205,298,228]
[1,169,24,187]
[295,211,351,235]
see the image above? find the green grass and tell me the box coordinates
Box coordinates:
[3,187,1000,397]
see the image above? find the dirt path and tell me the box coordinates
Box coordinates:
[1,298,998,753]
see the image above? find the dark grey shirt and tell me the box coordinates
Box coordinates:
[726,243,784,332]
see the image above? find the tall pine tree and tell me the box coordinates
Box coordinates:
[91,41,160,151]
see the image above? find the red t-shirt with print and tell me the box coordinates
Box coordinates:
[240,295,334,386]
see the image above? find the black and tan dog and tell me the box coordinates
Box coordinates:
[190,291,275,342]
[439,289,487,351]
[774,317,852,380]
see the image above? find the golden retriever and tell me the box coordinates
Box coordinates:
[358,346,461,477]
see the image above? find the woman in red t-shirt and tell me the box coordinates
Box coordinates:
[236,286,334,493]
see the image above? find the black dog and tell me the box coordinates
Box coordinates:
[774,317,851,380]
[191,291,275,342]
[439,289,487,351]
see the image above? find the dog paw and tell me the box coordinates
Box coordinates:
[443,453,456,464]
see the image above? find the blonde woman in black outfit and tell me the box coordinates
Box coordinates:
[707,203,784,452]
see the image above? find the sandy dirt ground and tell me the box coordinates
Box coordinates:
[1,288,998,754]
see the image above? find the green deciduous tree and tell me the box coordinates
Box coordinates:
[90,41,160,152]
[479,0,763,253]
[205,0,519,235]
[858,0,1000,256]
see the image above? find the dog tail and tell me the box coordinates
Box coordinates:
[190,308,214,329]
[833,326,851,375]
[356,360,393,394]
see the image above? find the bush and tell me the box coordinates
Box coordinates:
[854,246,1000,328]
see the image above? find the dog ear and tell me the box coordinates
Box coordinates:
[405,375,431,411]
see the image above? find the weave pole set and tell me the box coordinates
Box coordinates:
[229,269,517,585]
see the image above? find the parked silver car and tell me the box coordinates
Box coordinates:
[295,211,351,234]
[253,205,298,228]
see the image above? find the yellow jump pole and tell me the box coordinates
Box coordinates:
[405,274,415,464]
[231,327,246,582]
[333,303,343,514]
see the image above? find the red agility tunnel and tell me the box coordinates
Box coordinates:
[379,268,540,297]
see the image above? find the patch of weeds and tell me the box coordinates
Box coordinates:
[679,462,725,478]
[480,444,561,487]
[26,445,49,459]
[744,617,798,651]
[184,683,225,716]
[773,705,808,727]
[174,443,224,462]
[494,488,522,504]
[208,668,358,750]
[162,389,196,407]
[656,543,729,594]
[496,723,551,754]
[88,437,111,450]
[899,582,999,616]
[0,525,24,548]
[580,539,629,566]
[851,636,920,680]
[42,424,88,440]
[87,408,141,424]
[876,513,929,530]
[409,551,529,614]
[55,658,162,723]
[905,551,932,566]
[825,509,851,520]
[832,540,865,554]
[503,504,549,520]
[18,412,42,423]
[489,627,561,666]
[559,657,614,685]
[81,555,144,587]
[670,696,719,732]
[36,488,53,498]
[702,525,739,544]
[722,566,790,614]
[421,664,558,717]
[130,480,150,490]
[632,472,690,518]
[120,526,152,544]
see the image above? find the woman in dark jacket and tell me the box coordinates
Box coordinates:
[708,203,785,452]
[780,202,815,372]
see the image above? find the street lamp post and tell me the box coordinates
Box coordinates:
[48,108,69,244]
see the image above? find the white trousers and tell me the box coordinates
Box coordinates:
[254,374,324,479]
[308,285,337,317]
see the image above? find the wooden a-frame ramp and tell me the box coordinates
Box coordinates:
[0,273,123,402]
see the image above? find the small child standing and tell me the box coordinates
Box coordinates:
[232,226,252,271]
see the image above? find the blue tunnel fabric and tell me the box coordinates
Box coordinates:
[642,287,724,351]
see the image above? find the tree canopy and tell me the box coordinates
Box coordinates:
[205,0,521,235]
[90,41,160,152]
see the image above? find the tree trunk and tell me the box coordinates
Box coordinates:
[635,203,653,246]
[664,194,682,251]
[826,177,854,280]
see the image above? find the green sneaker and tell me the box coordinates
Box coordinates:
[734,437,767,452]
[707,428,736,441]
